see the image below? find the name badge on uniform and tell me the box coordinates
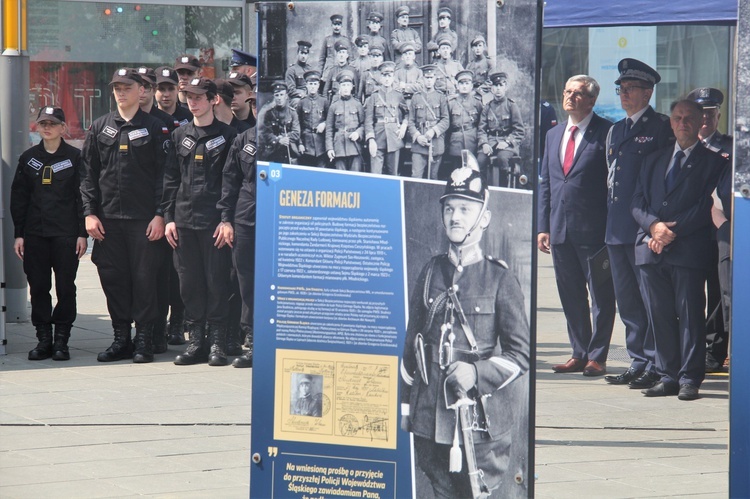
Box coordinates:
[243,143,257,156]
[51,159,73,173]
[179,119,190,127]
[27,158,43,171]
[128,128,150,141]
[181,137,196,150]
[102,126,118,138]
[206,136,226,151]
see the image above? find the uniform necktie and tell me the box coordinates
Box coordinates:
[562,125,578,176]
[622,117,633,139]
[665,150,685,191]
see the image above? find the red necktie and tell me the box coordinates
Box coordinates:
[562,125,578,176]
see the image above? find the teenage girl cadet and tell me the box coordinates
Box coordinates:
[11,106,87,361]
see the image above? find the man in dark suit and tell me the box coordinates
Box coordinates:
[603,59,675,389]
[539,75,616,377]
[631,99,728,400]
[686,87,733,371]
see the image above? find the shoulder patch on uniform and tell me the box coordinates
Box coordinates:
[181,137,195,150]
[486,255,509,269]
[51,159,73,173]
[27,157,43,170]
[206,135,226,151]
[102,126,118,138]
[243,143,257,156]
[128,128,149,141]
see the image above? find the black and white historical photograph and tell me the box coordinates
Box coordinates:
[290,372,324,417]
[256,0,539,189]
[401,156,533,498]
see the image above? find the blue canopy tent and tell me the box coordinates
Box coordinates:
[543,0,737,27]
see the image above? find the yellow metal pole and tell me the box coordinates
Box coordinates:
[2,0,26,52]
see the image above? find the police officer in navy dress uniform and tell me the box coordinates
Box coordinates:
[686,87,733,371]
[603,58,675,389]
[401,152,530,498]
[11,107,88,362]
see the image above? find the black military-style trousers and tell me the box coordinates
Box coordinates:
[233,223,256,328]
[91,218,161,327]
[155,239,184,322]
[173,227,232,325]
[23,234,80,327]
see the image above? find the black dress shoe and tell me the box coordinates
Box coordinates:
[604,367,643,385]
[678,384,700,400]
[628,370,660,389]
[641,381,679,397]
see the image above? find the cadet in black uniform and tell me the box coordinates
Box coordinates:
[155,66,193,127]
[214,78,250,133]
[217,122,258,368]
[137,66,179,354]
[163,77,238,367]
[227,72,255,130]
[81,68,175,364]
[11,107,87,361]
[154,65,190,346]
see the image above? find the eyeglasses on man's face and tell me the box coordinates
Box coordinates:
[616,85,649,95]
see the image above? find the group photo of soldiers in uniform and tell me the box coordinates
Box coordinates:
[256,0,538,188]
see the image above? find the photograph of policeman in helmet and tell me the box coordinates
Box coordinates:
[400,151,531,498]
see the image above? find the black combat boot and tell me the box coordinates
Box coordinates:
[243,324,254,348]
[97,325,133,362]
[167,310,186,345]
[28,324,54,360]
[152,316,168,354]
[174,322,207,365]
[133,322,155,363]
[225,321,243,356]
[207,324,228,367]
[232,325,253,368]
[51,324,72,361]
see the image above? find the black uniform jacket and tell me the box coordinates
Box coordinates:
[164,119,237,229]
[11,139,86,238]
[81,109,174,220]
[218,127,257,228]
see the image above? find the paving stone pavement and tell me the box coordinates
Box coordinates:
[0,252,728,498]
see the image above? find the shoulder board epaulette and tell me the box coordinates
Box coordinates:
[542,101,550,107]
[508,97,515,103]
[486,255,509,268]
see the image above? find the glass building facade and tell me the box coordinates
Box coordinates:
[26,0,246,146]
